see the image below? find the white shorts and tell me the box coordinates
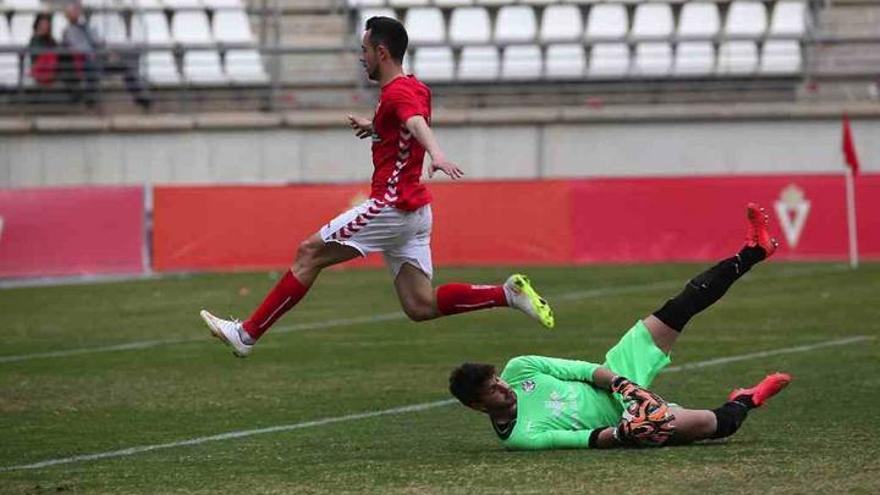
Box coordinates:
[319,199,433,279]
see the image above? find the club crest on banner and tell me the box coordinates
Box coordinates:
[774,185,811,249]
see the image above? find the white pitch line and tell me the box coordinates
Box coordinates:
[0,334,871,473]
[0,264,848,365]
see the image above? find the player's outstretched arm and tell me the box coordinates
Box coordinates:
[404,115,464,180]
[347,114,373,139]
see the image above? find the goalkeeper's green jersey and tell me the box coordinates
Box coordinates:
[494,355,623,450]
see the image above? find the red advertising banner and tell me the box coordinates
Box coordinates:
[152,175,879,273]
[572,175,880,263]
[152,182,573,272]
[0,187,144,278]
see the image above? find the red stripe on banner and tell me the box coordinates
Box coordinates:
[0,187,144,278]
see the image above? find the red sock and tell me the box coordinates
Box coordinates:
[242,270,309,339]
[436,283,508,316]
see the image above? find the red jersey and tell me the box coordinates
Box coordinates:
[370,75,432,211]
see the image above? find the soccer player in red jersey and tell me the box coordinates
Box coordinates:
[200,17,554,357]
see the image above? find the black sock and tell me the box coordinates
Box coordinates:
[710,400,752,439]
[652,246,766,332]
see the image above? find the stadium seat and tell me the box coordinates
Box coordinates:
[213,10,256,44]
[357,8,397,39]
[502,45,542,79]
[389,0,430,6]
[631,3,673,76]
[718,0,767,74]
[133,12,181,85]
[588,43,629,78]
[449,7,491,45]
[413,46,455,81]
[5,0,40,8]
[165,0,205,7]
[0,16,20,87]
[171,11,214,44]
[404,7,445,44]
[10,13,36,46]
[89,12,128,44]
[434,0,473,6]
[172,10,227,83]
[458,45,499,80]
[203,0,245,7]
[545,43,585,79]
[586,4,628,78]
[540,5,583,43]
[183,51,228,84]
[225,49,268,83]
[585,4,627,40]
[674,2,720,76]
[495,6,537,43]
[760,0,806,74]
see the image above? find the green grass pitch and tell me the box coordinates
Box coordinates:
[1,262,878,494]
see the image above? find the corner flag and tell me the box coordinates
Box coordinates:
[841,114,859,268]
[842,114,860,175]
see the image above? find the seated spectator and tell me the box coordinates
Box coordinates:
[61,0,151,109]
[28,13,59,86]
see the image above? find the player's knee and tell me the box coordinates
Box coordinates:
[294,240,320,267]
[403,300,435,322]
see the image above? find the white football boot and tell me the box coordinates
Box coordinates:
[200,310,253,358]
[503,274,555,330]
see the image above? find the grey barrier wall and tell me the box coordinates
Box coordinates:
[1,104,878,188]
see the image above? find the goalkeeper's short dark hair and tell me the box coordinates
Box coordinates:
[449,363,496,406]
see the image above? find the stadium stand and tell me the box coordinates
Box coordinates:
[0,0,878,114]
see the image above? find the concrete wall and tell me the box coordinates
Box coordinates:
[1,105,878,188]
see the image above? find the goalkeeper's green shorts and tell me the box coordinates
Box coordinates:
[603,320,671,407]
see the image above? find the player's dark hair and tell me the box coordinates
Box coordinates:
[449,363,496,406]
[365,16,408,62]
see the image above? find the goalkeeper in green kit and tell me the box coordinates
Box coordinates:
[448,204,792,450]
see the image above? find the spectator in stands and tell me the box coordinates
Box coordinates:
[28,13,60,87]
[61,0,151,109]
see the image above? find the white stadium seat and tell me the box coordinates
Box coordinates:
[585,4,628,40]
[718,1,767,74]
[586,4,628,78]
[501,45,542,79]
[404,8,445,44]
[357,8,396,39]
[389,0,430,6]
[5,0,41,8]
[495,6,537,43]
[434,0,473,6]
[631,4,673,76]
[760,0,806,74]
[133,13,181,85]
[449,7,491,44]
[413,46,455,81]
[540,5,583,43]
[588,43,629,78]
[213,10,256,44]
[171,11,213,44]
[0,17,20,86]
[545,44,585,79]
[769,0,806,35]
[172,11,226,82]
[674,3,720,76]
[183,51,227,84]
[89,13,128,44]
[458,45,498,80]
[10,13,36,46]
[225,49,268,83]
